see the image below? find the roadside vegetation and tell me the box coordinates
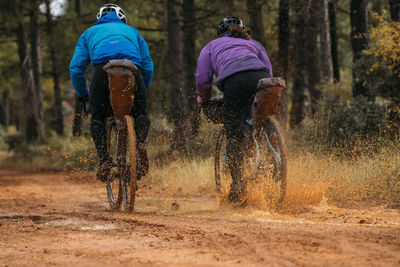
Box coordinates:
[0,2,399,211]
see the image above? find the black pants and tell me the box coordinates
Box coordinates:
[89,63,150,164]
[221,70,270,185]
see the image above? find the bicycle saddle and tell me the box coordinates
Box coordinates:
[253,77,286,128]
[103,59,138,73]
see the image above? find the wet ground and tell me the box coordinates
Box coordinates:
[0,169,399,266]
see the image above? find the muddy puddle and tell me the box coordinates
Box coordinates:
[0,214,120,231]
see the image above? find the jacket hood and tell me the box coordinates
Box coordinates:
[94,12,124,26]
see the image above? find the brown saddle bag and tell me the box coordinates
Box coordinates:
[103,59,138,119]
[252,77,286,128]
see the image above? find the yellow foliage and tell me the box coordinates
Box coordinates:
[364,13,400,76]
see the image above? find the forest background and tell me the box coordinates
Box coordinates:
[0,0,399,207]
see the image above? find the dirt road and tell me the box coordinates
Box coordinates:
[0,169,399,266]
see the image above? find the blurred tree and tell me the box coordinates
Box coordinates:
[183,0,200,137]
[13,0,45,142]
[71,0,83,137]
[307,0,321,111]
[45,0,64,136]
[29,0,45,142]
[276,0,289,130]
[246,0,268,48]
[318,0,334,82]
[329,0,340,82]
[389,0,400,21]
[75,0,83,17]
[0,91,9,131]
[350,0,372,99]
[167,0,189,152]
[290,0,311,127]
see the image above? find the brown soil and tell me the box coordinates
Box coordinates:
[0,169,399,266]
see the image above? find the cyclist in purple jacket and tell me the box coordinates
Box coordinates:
[195,17,273,202]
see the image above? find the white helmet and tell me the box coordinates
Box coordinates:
[97,4,127,23]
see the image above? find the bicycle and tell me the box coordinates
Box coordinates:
[214,77,287,205]
[82,59,139,213]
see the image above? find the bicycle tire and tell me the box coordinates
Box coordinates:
[214,116,287,205]
[122,115,137,213]
[106,118,123,210]
[214,128,226,194]
[257,116,287,204]
[214,126,258,195]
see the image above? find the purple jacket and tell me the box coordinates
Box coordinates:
[195,33,273,105]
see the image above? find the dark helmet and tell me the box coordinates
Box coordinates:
[217,16,245,36]
[97,4,127,23]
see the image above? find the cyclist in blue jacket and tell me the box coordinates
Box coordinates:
[69,4,153,181]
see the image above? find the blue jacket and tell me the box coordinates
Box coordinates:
[69,12,154,97]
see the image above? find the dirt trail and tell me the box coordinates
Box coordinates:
[0,169,399,266]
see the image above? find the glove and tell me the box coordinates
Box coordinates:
[78,94,89,103]
[197,95,208,107]
[78,94,89,118]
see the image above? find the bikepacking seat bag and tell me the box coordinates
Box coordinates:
[252,77,286,128]
[103,59,138,119]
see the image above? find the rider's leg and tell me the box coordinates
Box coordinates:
[222,70,270,202]
[131,71,150,175]
[89,63,112,180]
[223,88,249,202]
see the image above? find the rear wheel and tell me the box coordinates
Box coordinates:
[122,115,137,213]
[106,118,123,210]
[214,127,258,196]
[214,117,287,205]
[215,128,229,194]
[255,116,287,204]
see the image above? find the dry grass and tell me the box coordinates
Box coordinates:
[144,140,400,212]
[1,124,399,211]
[146,157,215,195]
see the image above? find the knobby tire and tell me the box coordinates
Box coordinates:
[123,115,137,213]
[106,118,123,210]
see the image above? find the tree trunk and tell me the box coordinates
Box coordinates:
[0,91,9,132]
[389,0,400,21]
[0,93,5,129]
[10,100,21,131]
[318,0,334,82]
[27,0,45,143]
[45,0,64,136]
[350,0,372,98]
[71,0,83,136]
[72,95,83,137]
[75,0,83,17]
[308,0,321,110]
[1,91,10,132]
[290,0,311,128]
[15,0,42,143]
[276,0,290,131]
[246,0,268,48]
[183,0,200,137]
[167,0,189,152]
[329,0,340,82]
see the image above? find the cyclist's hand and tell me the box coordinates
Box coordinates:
[78,95,89,118]
[78,94,89,103]
[197,96,206,107]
